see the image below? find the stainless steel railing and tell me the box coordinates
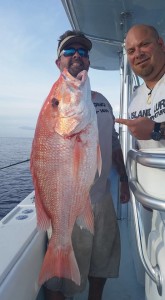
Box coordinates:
[127,149,165,296]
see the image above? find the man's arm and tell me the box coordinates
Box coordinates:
[112,147,130,204]
[112,148,128,181]
[111,113,130,203]
[105,100,130,203]
[115,117,165,140]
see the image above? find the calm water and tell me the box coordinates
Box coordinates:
[0,137,34,219]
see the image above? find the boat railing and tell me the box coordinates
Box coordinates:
[127,149,165,296]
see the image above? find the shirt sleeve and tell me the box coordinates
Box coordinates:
[92,91,121,151]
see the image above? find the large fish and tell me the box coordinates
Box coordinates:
[30,68,102,286]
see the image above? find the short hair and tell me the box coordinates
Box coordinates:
[57,30,92,57]
[58,30,87,48]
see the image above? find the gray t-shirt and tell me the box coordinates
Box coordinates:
[90,91,120,204]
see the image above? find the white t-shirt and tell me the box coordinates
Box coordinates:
[128,74,165,149]
[90,91,121,204]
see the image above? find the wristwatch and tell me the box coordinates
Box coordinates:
[151,122,163,141]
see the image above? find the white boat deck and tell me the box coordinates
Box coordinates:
[75,219,145,300]
[37,219,145,300]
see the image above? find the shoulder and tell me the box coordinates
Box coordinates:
[91,91,112,109]
[132,83,145,96]
[91,91,114,121]
[91,90,107,101]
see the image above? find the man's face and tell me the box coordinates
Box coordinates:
[56,43,90,77]
[125,27,165,81]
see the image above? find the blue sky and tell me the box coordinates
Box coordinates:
[0,0,120,138]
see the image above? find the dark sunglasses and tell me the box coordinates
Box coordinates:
[60,48,89,58]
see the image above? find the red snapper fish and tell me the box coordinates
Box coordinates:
[30,68,102,286]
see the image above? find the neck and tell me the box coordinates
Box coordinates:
[145,63,165,89]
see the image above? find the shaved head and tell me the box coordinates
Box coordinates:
[125,24,165,87]
[126,24,159,44]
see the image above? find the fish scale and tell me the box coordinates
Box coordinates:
[30,68,102,286]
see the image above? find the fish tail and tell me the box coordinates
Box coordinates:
[39,240,81,286]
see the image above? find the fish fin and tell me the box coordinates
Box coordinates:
[30,155,51,230]
[76,195,94,234]
[97,144,102,176]
[39,241,81,286]
[34,186,51,231]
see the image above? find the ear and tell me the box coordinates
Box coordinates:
[158,37,165,51]
[56,58,61,69]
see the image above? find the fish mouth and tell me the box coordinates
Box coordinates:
[59,106,84,118]
[60,110,83,118]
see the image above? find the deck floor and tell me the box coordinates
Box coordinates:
[73,219,145,300]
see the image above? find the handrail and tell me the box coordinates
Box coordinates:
[127,149,165,296]
[128,149,165,169]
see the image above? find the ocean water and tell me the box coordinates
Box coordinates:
[0,137,34,219]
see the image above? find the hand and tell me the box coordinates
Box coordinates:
[115,117,155,140]
[120,181,130,204]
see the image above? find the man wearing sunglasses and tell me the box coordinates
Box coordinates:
[56,33,91,78]
[44,30,130,300]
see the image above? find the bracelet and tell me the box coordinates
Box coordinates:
[120,174,128,182]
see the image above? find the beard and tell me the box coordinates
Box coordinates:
[68,58,87,78]
[133,64,154,78]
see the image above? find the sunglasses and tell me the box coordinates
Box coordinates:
[60,48,89,58]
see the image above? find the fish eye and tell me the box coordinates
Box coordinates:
[52,98,59,107]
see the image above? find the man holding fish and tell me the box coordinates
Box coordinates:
[30,30,130,300]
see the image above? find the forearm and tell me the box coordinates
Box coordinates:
[112,148,128,182]
[115,117,165,140]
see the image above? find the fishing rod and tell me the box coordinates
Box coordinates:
[0,159,30,170]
